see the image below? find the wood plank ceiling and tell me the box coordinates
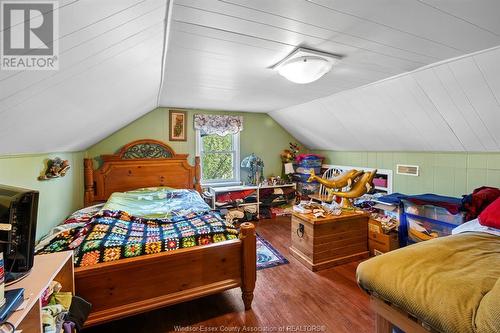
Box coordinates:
[270,45,500,152]
[0,0,167,154]
[1,0,500,154]
[161,0,500,114]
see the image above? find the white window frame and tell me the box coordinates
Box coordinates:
[195,130,241,186]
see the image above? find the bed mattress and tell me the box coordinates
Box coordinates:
[36,188,238,267]
[356,232,500,333]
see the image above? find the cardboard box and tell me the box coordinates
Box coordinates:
[368,219,399,255]
[372,202,400,223]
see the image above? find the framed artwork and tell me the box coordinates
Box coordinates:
[169,110,187,141]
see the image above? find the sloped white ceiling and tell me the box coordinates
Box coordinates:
[160,0,500,112]
[270,46,500,152]
[2,0,500,154]
[0,0,167,154]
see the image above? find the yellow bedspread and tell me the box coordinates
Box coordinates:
[356,232,500,333]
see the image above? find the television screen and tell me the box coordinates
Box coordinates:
[0,185,39,283]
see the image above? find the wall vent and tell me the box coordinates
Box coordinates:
[396,164,419,176]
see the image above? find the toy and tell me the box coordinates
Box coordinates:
[38,158,70,181]
[329,170,377,209]
[307,169,363,190]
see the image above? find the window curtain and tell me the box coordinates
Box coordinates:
[194,114,243,136]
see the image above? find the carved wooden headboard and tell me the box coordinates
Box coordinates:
[83,139,201,206]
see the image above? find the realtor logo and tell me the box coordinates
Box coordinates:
[1,1,59,70]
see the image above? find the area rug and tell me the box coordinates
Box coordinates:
[256,233,289,270]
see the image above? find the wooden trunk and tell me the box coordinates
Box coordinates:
[290,211,369,271]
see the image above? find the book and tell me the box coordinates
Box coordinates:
[0,288,24,322]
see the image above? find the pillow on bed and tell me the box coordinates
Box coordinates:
[452,218,500,236]
[65,203,104,224]
[479,197,500,229]
[103,187,211,219]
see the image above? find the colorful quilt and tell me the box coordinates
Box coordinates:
[36,188,238,267]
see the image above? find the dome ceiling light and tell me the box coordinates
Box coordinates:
[271,48,342,84]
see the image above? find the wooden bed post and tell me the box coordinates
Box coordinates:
[194,156,202,193]
[376,314,393,333]
[84,158,95,207]
[240,222,256,310]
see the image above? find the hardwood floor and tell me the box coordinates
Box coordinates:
[83,216,375,333]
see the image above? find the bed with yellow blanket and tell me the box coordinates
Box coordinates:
[357,230,500,333]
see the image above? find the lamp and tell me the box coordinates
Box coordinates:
[241,154,264,185]
[272,48,341,84]
[278,56,332,84]
[284,163,295,175]
[284,162,295,182]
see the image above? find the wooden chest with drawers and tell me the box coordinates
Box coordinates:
[290,211,369,271]
[368,218,399,256]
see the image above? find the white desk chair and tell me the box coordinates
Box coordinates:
[309,167,337,203]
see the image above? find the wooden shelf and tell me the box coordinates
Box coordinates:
[5,251,74,332]
[208,183,297,218]
[210,185,258,193]
[258,183,296,189]
[215,202,260,208]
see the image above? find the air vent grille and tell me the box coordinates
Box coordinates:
[396,164,419,176]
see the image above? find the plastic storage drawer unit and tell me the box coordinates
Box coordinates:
[294,155,323,197]
[294,157,323,175]
[402,200,465,243]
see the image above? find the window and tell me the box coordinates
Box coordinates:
[196,130,240,184]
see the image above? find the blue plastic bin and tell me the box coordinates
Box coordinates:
[294,155,323,197]
[294,156,323,175]
[401,199,465,244]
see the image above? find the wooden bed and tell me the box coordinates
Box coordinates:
[357,229,500,333]
[78,139,256,326]
[372,297,431,333]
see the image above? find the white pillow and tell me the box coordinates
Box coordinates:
[452,218,500,237]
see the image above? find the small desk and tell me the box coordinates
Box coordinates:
[290,211,369,271]
[5,251,74,332]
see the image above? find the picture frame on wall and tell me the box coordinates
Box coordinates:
[169,109,187,141]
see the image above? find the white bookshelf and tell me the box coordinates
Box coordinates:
[322,164,393,194]
[208,183,297,217]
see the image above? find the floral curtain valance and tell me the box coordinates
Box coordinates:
[194,114,244,136]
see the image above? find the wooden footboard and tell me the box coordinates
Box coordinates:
[75,223,256,327]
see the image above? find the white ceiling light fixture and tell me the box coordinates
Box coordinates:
[272,48,341,84]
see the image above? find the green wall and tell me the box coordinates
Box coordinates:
[314,150,500,197]
[87,108,302,181]
[0,152,84,239]
[0,108,300,240]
